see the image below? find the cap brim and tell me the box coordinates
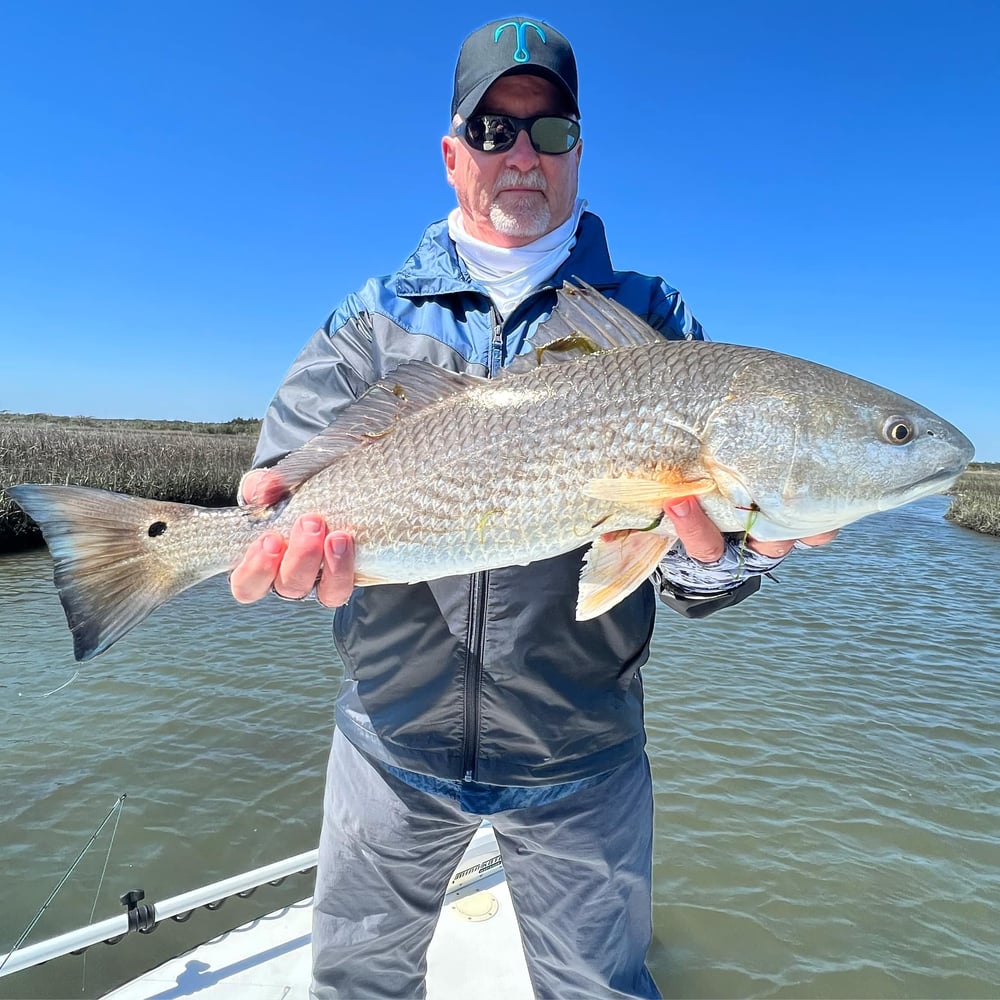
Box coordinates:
[455,66,579,121]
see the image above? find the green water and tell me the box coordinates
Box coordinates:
[2,497,998,997]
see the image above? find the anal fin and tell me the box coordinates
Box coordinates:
[576,530,676,621]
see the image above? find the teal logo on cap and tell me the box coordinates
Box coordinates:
[494,20,546,64]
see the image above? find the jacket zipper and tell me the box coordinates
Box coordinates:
[462,569,490,782]
[461,309,505,783]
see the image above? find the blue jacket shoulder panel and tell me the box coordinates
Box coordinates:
[322,213,704,377]
[325,222,493,370]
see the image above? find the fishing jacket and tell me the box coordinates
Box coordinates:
[253,212,767,787]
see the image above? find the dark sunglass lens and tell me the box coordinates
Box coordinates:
[463,117,486,148]
[466,115,517,152]
[529,117,580,154]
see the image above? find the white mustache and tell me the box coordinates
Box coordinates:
[494,170,547,194]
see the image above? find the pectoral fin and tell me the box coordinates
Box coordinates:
[584,475,716,516]
[576,530,677,621]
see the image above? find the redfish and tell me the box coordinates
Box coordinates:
[10,284,973,661]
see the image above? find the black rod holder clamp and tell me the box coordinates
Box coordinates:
[120,889,157,934]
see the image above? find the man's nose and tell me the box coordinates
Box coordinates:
[504,128,541,169]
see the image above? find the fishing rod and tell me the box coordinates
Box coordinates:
[0,793,127,974]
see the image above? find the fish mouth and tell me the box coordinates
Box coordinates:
[878,465,967,511]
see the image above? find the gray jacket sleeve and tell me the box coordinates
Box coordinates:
[253,303,377,469]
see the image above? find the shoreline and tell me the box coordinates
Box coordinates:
[944,466,1000,537]
[0,414,257,553]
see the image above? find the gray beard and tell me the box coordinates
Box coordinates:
[489,198,551,237]
[489,171,551,237]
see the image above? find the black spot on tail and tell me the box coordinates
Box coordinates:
[148,521,168,537]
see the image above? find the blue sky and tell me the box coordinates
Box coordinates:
[2,1,997,458]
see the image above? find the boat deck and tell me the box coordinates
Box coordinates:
[104,825,532,999]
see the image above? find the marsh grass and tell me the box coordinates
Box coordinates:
[0,415,257,551]
[945,465,1000,537]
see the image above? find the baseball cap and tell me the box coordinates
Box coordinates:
[451,18,580,122]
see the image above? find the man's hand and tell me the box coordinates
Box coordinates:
[229,470,356,607]
[661,497,838,559]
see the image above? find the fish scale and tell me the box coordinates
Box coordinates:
[8,283,973,661]
[282,348,690,574]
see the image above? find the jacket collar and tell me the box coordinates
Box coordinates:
[393,211,617,299]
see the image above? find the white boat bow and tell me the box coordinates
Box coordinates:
[1,821,532,999]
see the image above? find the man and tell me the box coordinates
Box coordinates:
[231,18,835,999]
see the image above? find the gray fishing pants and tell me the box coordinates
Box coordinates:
[311,728,660,999]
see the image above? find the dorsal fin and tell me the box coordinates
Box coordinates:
[501,280,665,377]
[265,361,484,498]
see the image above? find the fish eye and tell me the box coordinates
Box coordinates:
[883,417,915,445]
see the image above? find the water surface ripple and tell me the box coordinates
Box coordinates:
[2,497,998,997]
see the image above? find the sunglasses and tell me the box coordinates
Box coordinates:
[457,114,581,155]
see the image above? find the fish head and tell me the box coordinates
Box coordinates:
[700,350,975,539]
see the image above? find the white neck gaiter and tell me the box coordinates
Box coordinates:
[448,198,587,317]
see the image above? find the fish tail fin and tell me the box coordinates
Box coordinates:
[9,484,220,661]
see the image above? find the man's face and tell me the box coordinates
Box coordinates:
[442,75,582,248]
